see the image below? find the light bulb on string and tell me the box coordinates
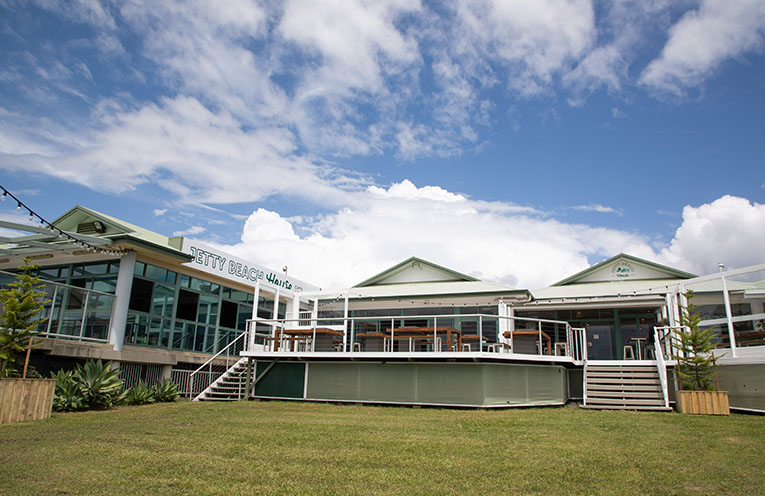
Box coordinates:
[28,212,34,222]
[16,202,21,213]
[1,191,6,201]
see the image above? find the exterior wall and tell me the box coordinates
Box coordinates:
[716,363,765,411]
[252,360,567,407]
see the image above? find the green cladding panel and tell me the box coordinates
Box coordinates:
[305,362,566,407]
[716,363,765,411]
[253,361,305,399]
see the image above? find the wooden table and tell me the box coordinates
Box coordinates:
[384,327,462,352]
[272,327,344,351]
[503,330,553,355]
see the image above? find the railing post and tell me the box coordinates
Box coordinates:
[46,285,58,335]
[479,315,483,352]
[537,320,542,356]
[79,291,89,338]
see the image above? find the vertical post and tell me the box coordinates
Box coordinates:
[271,287,280,349]
[109,251,136,351]
[507,307,515,351]
[79,291,89,338]
[249,281,261,351]
[46,285,58,335]
[245,357,253,399]
[479,315,483,352]
[718,266,737,357]
[433,317,437,352]
[538,320,542,356]
[343,293,349,351]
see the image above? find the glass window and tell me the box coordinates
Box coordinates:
[144,264,168,282]
[134,261,146,277]
[152,284,175,318]
[176,289,199,321]
[220,300,238,329]
[179,274,190,288]
[197,294,218,324]
[128,278,154,313]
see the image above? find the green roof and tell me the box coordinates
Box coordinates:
[354,256,479,287]
[552,253,696,286]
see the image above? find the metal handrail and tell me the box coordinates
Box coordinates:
[654,327,670,409]
[250,313,578,359]
[188,331,248,400]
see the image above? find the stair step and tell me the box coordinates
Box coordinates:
[587,371,658,377]
[587,391,663,399]
[580,404,672,411]
[586,378,661,385]
[586,384,662,391]
[585,397,666,406]
[587,366,657,372]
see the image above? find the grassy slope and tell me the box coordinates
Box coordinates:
[1,401,763,495]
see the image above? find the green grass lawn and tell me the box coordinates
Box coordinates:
[1,401,763,495]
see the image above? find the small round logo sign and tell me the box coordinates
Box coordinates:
[611,262,634,279]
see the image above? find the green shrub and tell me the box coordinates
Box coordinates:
[125,380,155,405]
[52,359,126,411]
[52,370,83,412]
[152,379,179,402]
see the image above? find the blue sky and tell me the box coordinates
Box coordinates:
[1,0,764,289]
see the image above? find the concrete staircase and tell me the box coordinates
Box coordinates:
[194,358,249,401]
[583,362,670,411]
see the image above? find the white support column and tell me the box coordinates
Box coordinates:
[343,293,350,350]
[312,298,319,327]
[665,293,675,327]
[719,272,737,357]
[108,251,136,352]
[249,280,261,351]
[292,292,300,324]
[272,286,281,339]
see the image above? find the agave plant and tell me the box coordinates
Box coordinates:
[125,380,156,405]
[52,369,83,412]
[152,379,179,402]
[74,359,126,408]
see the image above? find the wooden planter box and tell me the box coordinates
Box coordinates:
[676,390,730,415]
[0,378,56,424]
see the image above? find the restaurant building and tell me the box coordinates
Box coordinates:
[1,205,763,411]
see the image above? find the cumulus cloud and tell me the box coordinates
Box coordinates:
[0,96,366,206]
[658,195,765,274]
[213,185,763,291]
[215,180,659,289]
[641,0,765,94]
[173,225,206,237]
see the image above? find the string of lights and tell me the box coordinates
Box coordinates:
[1,185,126,256]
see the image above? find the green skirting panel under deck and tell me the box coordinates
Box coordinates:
[253,361,305,399]
[302,362,566,407]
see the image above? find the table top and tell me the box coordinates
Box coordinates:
[382,326,461,336]
[503,330,551,341]
[280,327,344,336]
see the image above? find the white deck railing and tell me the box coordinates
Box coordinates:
[246,313,585,361]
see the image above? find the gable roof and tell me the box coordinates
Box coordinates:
[50,205,190,261]
[552,253,696,286]
[354,256,479,287]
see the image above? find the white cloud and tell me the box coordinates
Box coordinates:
[216,180,657,289]
[153,208,167,217]
[173,225,206,237]
[658,195,765,274]
[641,0,765,94]
[572,204,623,215]
[0,96,366,206]
[454,0,596,96]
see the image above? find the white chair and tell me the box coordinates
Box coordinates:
[554,342,568,356]
[353,342,362,352]
[623,345,635,360]
[462,343,471,352]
